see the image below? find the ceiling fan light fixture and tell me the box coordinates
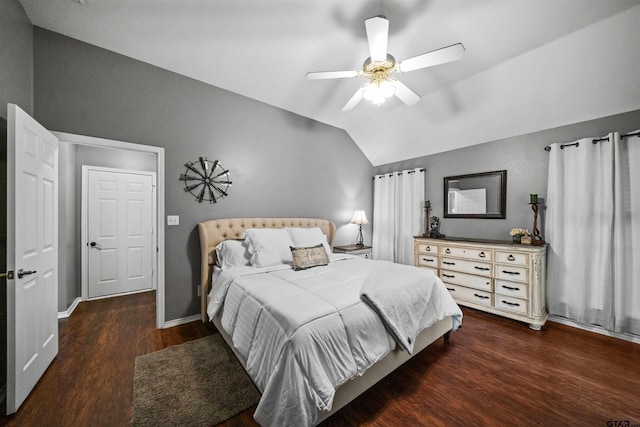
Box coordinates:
[363,79,395,105]
[306,15,464,111]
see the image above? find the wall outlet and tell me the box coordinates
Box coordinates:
[167,215,179,226]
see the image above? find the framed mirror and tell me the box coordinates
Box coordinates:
[444,170,507,219]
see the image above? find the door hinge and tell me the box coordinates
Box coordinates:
[1,271,14,280]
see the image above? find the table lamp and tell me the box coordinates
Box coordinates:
[350,210,368,246]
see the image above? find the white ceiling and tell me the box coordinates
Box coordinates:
[19,0,640,165]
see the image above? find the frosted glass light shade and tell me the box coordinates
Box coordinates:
[362,80,395,105]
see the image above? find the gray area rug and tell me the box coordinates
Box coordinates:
[131,334,260,427]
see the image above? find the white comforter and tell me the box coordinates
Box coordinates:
[207,255,462,427]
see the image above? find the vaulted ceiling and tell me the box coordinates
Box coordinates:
[19,0,640,165]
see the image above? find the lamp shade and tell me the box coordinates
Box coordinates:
[350,210,368,225]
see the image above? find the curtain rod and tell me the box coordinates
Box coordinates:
[544,130,640,151]
[591,129,640,143]
[373,168,426,179]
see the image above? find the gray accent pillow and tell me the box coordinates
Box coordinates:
[290,244,330,271]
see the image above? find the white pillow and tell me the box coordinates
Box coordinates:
[286,227,331,256]
[215,239,251,270]
[245,228,295,267]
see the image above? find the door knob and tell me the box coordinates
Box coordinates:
[17,269,37,279]
[89,242,102,249]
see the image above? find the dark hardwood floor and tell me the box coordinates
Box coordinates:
[0,291,214,427]
[1,291,638,427]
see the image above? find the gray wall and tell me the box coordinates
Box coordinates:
[375,109,640,240]
[0,0,33,118]
[76,145,156,173]
[58,141,78,312]
[33,28,374,320]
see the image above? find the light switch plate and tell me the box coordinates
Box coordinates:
[167,215,179,226]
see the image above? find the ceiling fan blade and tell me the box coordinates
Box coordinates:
[306,70,360,80]
[365,16,389,62]
[396,43,465,73]
[342,87,365,111]
[393,80,420,106]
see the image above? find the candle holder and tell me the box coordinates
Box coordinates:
[422,206,430,237]
[529,202,544,245]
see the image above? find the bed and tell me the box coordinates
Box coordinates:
[198,217,462,426]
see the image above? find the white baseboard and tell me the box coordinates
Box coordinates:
[548,315,640,345]
[57,295,201,328]
[58,297,82,319]
[162,314,201,329]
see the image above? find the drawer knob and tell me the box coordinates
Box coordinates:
[426,246,431,251]
[442,273,455,278]
[422,258,434,263]
[446,288,455,292]
[502,270,520,275]
[445,248,451,254]
[502,300,520,307]
[474,293,490,300]
[501,285,520,291]
[507,254,516,261]
[443,261,455,266]
[479,251,486,258]
[474,266,490,271]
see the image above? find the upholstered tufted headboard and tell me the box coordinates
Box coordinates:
[198,217,335,322]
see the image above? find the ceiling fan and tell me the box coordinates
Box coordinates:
[306,15,465,111]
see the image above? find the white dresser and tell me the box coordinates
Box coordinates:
[413,237,547,330]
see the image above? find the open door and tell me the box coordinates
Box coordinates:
[6,104,59,413]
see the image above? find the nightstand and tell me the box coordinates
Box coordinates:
[333,245,372,259]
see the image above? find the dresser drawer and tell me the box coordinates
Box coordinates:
[417,254,438,268]
[495,265,528,283]
[495,280,528,300]
[441,269,492,292]
[495,251,529,266]
[441,257,492,277]
[446,284,492,307]
[495,295,528,315]
[417,243,439,255]
[442,246,491,261]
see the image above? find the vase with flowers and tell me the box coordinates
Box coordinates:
[509,228,529,244]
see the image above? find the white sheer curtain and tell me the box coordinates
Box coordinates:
[372,168,425,264]
[546,131,640,335]
[613,133,640,334]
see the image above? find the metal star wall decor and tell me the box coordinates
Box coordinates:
[179,157,232,204]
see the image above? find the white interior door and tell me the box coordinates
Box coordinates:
[6,103,59,413]
[85,167,154,298]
